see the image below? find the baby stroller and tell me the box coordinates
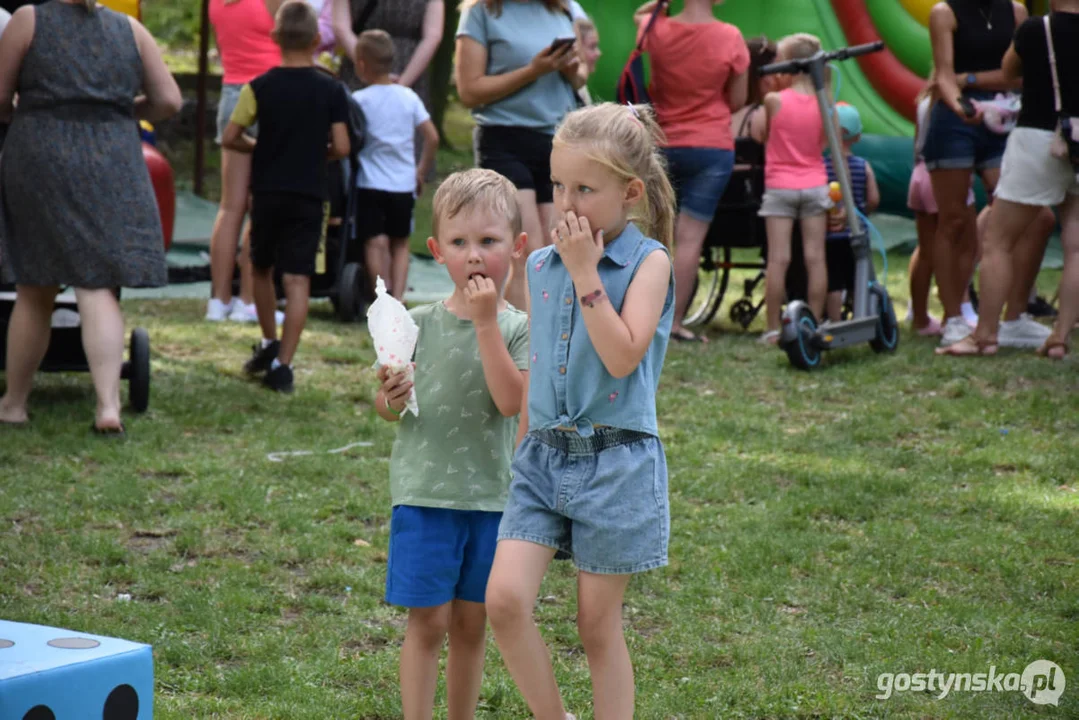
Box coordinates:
[0,289,152,412]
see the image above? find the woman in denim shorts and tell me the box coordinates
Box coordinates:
[638,0,750,342]
[924,0,1028,346]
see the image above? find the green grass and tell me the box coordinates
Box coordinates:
[2,256,1077,717]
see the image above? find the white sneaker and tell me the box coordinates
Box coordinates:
[940,316,972,347]
[205,297,232,322]
[229,302,285,326]
[998,313,1052,348]
[961,302,979,328]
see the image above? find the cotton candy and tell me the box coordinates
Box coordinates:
[367,277,419,417]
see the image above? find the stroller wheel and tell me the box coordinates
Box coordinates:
[128,327,151,412]
[729,298,757,329]
[336,262,365,323]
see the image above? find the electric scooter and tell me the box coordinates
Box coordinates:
[760,42,899,370]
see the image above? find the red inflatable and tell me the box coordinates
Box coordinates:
[142,142,175,252]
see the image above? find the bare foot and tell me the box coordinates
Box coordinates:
[94,406,123,433]
[0,400,29,425]
[935,335,998,357]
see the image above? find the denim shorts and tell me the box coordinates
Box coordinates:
[499,428,669,575]
[216,83,258,144]
[664,147,735,222]
[386,505,502,608]
[922,93,1007,172]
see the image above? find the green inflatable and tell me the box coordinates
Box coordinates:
[575,0,929,216]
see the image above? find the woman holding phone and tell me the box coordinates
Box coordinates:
[456,0,586,311]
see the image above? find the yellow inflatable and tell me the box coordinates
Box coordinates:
[899,0,934,27]
[100,0,139,19]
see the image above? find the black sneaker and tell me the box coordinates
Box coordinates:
[1027,295,1058,318]
[262,364,294,393]
[244,340,279,375]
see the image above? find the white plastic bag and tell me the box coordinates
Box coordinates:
[367,277,419,417]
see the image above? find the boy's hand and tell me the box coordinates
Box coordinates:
[553,210,603,281]
[416,169,426,196]
[827,205,848,233]
[464,276,499,326]
[378,364,413,414]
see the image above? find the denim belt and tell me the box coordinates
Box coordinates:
[532,427,650,454]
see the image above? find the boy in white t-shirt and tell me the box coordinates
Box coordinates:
[352,30,439,301]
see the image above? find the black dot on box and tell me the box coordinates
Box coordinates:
[104,684,139,720]
[22,706,56,720]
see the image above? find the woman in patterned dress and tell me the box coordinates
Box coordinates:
[331,0,445,108]
[0,0,181,432]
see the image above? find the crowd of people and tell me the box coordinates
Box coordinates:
[1,0,1077,717]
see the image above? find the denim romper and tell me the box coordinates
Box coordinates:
[497,222,675,574]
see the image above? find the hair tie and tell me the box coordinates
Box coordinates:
[625,102,643,125]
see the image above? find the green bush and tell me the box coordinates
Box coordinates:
[144,0,202,48]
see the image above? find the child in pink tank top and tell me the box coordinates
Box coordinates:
[758,33,835,343]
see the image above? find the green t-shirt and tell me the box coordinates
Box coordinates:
[389,302,530,512]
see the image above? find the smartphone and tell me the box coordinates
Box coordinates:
[547,36,576,55]
[958,96,977,119]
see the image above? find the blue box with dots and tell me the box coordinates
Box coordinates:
[0,620,153,720]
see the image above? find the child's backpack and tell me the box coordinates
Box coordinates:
[616,0,668,105]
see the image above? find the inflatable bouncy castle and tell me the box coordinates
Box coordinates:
[575,0,963,215]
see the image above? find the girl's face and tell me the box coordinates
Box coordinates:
[579,31,601,72]
[550,144,644,241]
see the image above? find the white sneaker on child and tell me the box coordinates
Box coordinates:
[998,313,1052,348]
[940,316,972,347]
[229,302,285,326]
[205,297,234,322]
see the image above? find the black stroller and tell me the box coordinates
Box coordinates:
[0,289,152,413]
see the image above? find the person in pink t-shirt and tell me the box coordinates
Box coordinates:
[758,33,835,345]
[636,0,749,342]
[205,0,283,324]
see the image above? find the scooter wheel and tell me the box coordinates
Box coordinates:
[783,304,822,371]
[869,284,899,353]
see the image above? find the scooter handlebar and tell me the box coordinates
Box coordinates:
[759,41,884,76]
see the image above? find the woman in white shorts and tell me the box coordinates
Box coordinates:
[940,4,1079,358]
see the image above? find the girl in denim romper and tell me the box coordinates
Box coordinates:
[485,103,675,720]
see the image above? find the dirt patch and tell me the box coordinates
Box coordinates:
[127,528,178,553]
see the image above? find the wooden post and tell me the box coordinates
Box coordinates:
[194,0,211,197]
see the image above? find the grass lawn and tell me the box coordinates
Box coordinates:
[2,254,1077,718]
[7,100,1078,719]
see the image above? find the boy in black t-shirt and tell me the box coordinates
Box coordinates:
[223,0,350,393]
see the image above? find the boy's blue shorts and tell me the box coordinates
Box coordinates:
[386,505,502,608]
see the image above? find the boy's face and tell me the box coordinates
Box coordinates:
[427,207,525,294]
[550,144,643,240]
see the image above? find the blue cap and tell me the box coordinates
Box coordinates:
[836,104,863,139]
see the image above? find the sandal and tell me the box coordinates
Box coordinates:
[671,328,706,343]
[935,334,999,357]
[1036,338,1069,360]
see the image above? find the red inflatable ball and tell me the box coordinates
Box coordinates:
[142,142,175,252]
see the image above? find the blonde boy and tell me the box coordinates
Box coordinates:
[375,169,528,718]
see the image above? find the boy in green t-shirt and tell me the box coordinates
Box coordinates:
[375,169,529,718]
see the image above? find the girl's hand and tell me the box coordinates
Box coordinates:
[464,275,500,327]
[377,365,413,414]
[553,211,604,280]
[530,43,574,78]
